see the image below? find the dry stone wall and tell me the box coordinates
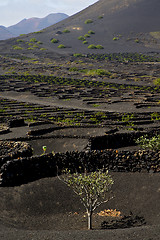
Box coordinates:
[0,149,159,186]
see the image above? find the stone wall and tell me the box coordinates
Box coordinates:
[90,131,159,150]
[0,141,33,168]
[0,149,159,186]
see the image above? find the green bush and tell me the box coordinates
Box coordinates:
[37,41,43,44]
[85,19,93,24]
[51,38,59,43]
[87,69,111,76]
[83,41,88,44]
[135,39,139,43]
[63,29,70,33]
[113,37,119,41]
[88,30,95,34]
[154,78,160,85]
[12,46,23,50]
[30,38,37,43]
[40,48,46,51]
[96,45,104,49]
[16,39,24,43]
[69,67,78,72]
[78,36,86,41]
[58,44,66,48]
[98,16,103,19]
[136,135,160,150]
[84,34,90,38]
[88,44,97,49]
[32,45,39,48]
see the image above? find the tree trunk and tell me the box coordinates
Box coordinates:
[87,210,93,230]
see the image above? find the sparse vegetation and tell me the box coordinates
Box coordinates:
[154,78,160,85]
[12,46,23,50]
[136,135,160,150]
[113,37,119,41]
[85,19,93,24]
[96,45,104,49]
[86,69,111,76]
[135,39,140,43]
[63,29,70,33]
[84,34,90,38]
[88,30,95,34]
[16,39,24,43]
[58,44,66,48]
[88,44,97,49]
[51,38,59,43]
[30,38,37,43]
[78,36,86,41]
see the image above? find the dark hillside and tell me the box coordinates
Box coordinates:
[0,0,160,56]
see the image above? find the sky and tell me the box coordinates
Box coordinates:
[0,0,98,27]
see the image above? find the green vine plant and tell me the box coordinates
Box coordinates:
[136,135,160,150]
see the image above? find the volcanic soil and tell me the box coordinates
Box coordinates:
[0,0,160,239]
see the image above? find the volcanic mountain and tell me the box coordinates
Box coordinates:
[0,13,68,40]
[0,26,15,40]
[0,0,160,56]
[7,13,69,37]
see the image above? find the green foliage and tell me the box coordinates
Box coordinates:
[83,40,88,44]
[40,48,46,51]
[30,38,37,43]
[34,30,43,33]
[98,16,103,19]
[78,36,86,41]
[16,39,24,43]
[135,39,139,43]
[82,53,160,63]
[12,45,23,50]
[58,44,66,48]
[63,29,70,33]
[154,78,160,85]
[37,41,43,44]
[32,45,39,48]
[69,67,78,72]
[86,69,111,76]
[84,34,90,38]
[28,42,33,46]
[88,44,97,49]
[121,113,134,127]
[51,38,59,43]
[88,30,95,34]
[113,37,119,41]
[96,45,104,49]
[59,169,113,229]
[85,19,93,24]
[136,135,160,150]
[151,112,160,121]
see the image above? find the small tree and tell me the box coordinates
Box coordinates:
[58,169,114,230]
